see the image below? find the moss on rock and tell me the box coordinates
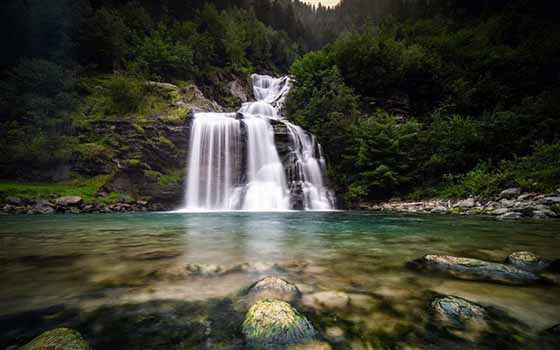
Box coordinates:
[21,328,91,350]
[242,299,317,349]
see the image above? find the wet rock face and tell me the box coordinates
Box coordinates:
[246,276,302,303]
[242,299,317,349]
[21,328,91,350]
[408,254,546,285]
[505,251,550,273]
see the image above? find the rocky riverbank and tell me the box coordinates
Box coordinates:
[0,196,166,215]
[361,187,560,219]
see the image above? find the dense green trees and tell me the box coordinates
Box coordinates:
[286,0,560,205]
[0,0,301,178]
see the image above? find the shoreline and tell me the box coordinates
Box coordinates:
[359,188,560,220]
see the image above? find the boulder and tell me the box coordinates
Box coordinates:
[431,296,489,341]
[505,251,550,273]
[499,188,521,199]
[246,276,301,303]
[408,254,546,285]
[242,299,317,349]
[302,291,350,310]
[21,328,91,350]
[456,198,475,208]
[55,196,83,206]
[490,208,509,216]
[430,206,448,214]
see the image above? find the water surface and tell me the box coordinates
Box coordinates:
[1,212,559,349]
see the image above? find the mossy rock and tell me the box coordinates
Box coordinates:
[242,299,317,349]
[21,328,91,350]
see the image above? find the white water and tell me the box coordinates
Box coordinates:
[181,74,334,211]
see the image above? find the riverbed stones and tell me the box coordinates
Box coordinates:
[408,254,545,285]
[242,299,317,349]
[505,251,550,273]
[324,326,345,342]
[21,328,91,350]
[302,291,350,310]
[246,276,302,303]
[185,263,224,276]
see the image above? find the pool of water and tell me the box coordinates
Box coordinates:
[1,212,559,349]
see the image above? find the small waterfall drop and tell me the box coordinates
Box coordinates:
[182,74,334,211]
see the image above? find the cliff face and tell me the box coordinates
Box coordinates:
[90,80,250,210]
[1,73,321,211]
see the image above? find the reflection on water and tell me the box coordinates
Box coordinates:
[1,212,559,349]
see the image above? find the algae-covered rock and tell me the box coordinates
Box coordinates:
[242,299,317,349]
[246,276,301,303]
[21,328,91,350]
[408,254,545,285]
[505,251,550,273]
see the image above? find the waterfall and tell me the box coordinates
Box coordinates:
[181,74,334,211]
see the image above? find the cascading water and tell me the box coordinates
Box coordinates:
[181,74,334,211]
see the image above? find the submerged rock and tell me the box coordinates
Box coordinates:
[21,328,91,350]
[185,263,224,276]
[408,254,546,285]
[302,291,350,310]
[432,296,488,329]
[242,299,317,349]
[505,251,550,273]
[324,326,345,342]
[246,276,301,303]
[431,296,489,341]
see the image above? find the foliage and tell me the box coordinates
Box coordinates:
[443,144,560,197]
[285,1,560,205]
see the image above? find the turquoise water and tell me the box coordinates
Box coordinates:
[1,212,559,349]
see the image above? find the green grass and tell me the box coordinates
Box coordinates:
[97,192,133,205]
[0,175,110,203]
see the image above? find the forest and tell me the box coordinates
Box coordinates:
[1,0,559,207]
